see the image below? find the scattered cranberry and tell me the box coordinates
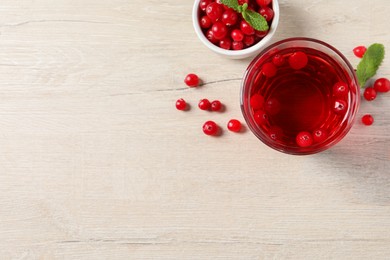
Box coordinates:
[200,15,212,29]
[211,21,228,40]
[296,131,313,147]
[176,98,187,111]
[200,0,212,11]
[272,54,285,66]
[211,100,222,111]
[363,87,377,101]
[313,129,328,143]
[262,62,277,77]
[231,29,244,42]
[353,46,367,58]
[221,9,238,26]
[269,126,283,141]
[250,93,264,110]
[256,0,272,7]
[184,73,200,87]
[232,41,244,50]
[203,121,219,135]
[374,78,390,93]
[227,119,242,132]
[198,99,211,110]
[264,98,281,115]
[259,7,274,22]
[361,114,374,126]
[253,110,268,125]
[240,20,255,35]
[333,82,349,97]
[206,2,224,22]
[289,51,308,70]
[219,37,232,50]
[243,35,255,46]
[333,99,348,114]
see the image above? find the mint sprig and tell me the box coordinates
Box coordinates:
[220,0,269,31]
[356,43,385,88]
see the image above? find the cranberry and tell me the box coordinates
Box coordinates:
[227,119,242,132]
[184,73,199,87]
[198,99,211,110]
[232,41,244,50]
[333,99,348,114]
[262,62,277,77]
[256,0,272,7]
[363,87,377,101]
[333,82,349,97]
[231,29,244,42]
[255,30,268,38]
[264,98,281,115]
[200,15,212,29]
[289,51,308,70]
[219,37,232,50]
[211,100,222,111]
[296,131,313,147]
[240,20,255,35]
[244,35,255,46]
[313,129,328,143]
[211,22,228,40]
[259,7,274,22]
[250,93,264,110]
[221,9,238,26]
[203,121,219,135]
[269,126,283,141]
[253,110,268,125]
[199,0,212,11]
[361,114,374,126]
[353,46,367,58]
[176,98,187,111]
[206,29,219,44]
[238,0,249,4]
[374,78,390,93]
[272,54,285,66]
[206,2,224,22]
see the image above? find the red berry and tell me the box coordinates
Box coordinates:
[206,2,224,22]
[176,98,187,111]
[313,129,328,143]
[256,0,272,7]
[219,37,232,50]
[198,99,211,110]
[211,100,222,111]
[333,99,348,114]
[231,29,244,42]
[353,46,367,58]
[243,35,255,46]
[255,30,268,38]
[264,98,281,115]
[184,73,199,87]
[203,121,219,135]
[272,54,285,66]
[232,41,244,50]
[199,0,212,11]
[296,131,313,147]
[333,82,349,97]
[361,114,374,126]
[206,29,218,44]
[374,78,390,93]
[259,7,274,22]
[240,20,255,35]
[269,126,283,141]
[200,15,212,29]
[253,110,268,125]
[262,62,277,77]
[289,51,308,70]
[211,22,228,40]
[363,87,377,101]
[250,93,264,110]
[227,119,242,132]
[221,9,238,26]
[237,0,249,5]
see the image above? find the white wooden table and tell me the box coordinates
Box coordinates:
[0,0,389,259]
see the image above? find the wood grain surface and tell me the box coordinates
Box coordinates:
[0,0,389,259]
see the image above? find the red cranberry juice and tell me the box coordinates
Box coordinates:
[250,47,352,148]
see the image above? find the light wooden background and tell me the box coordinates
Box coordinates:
[0,0,389,259]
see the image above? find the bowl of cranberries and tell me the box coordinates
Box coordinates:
[193,0,279,59]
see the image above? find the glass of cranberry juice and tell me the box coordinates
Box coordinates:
[241,38,360,155]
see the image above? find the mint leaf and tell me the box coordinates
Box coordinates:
[220,0,239,11]
[356,43,385,88]
[242,9,269,31]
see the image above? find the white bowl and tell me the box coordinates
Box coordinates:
[192,0,280,59]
